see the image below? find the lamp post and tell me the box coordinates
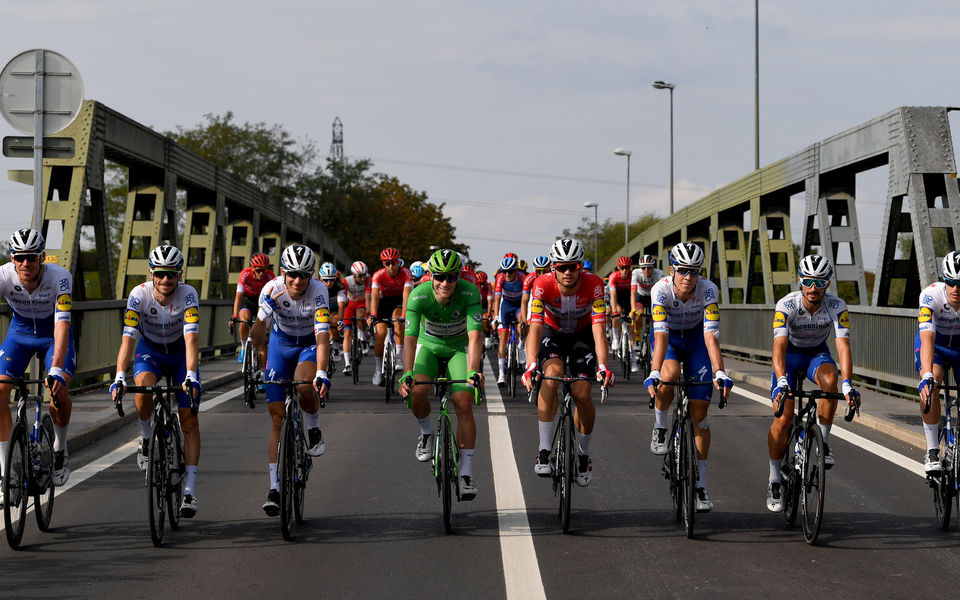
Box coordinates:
[652,81,675,215]
[755,0,760,171]
[584,201,599,268]
[613,148,632,248]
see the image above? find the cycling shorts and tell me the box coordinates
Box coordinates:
[635,295,651,311]
[614,289,631,315]
[264,328,317,404]
[650,327,712,400]
[0,329,76,379]
[343,299,366,326]
[769,342,837,395]
[537,325,597,380]
[239,295,258,315]
[413,343,473,395]
[376,296,403,321]
[914,331,960,382]
[499,301,522,331]
[132,337,196,408]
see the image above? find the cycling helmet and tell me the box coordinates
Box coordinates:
[518,259,529,272]
[250,253,269,268]
[499,256,519,271]
[9,228,45,253]
[410,263,426,279]
[380,247,400,262]
[409,260,423,272]
[350,260,368,276]
[503,252,518,260]
[798,254,833,279]
[398,258,405,267]
[428,249,461,274]
[475,271,488,285]
[461,263,475,274]
[319,262,338,280]
[583,260,593,271]
[549,238,585,263]
[669,242,704,267]
[148,245,184,270]
[639,254,656,268]
[616,256,632,267]
[943,252,960,280]
[533,255,550,269]
[280,244,316,273]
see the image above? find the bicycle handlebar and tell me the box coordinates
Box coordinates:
[264,379,326,408]
[773,389,856,421]
[646,379,714,410]
[528,373,608,404]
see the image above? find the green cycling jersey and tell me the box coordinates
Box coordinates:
[404,280,483,349]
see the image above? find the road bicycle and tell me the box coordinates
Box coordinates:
[775,384,856,544]
[924,375,959,530]
[343,317,364,385]
[501,317,521,399]
[2,377,56,549]
[265,379,322,540]
[229,317,259,409]
[634,312,652,378]
[379,317,404,403]
[115,375,194,547]
[528,369,607,533]
[612,313,633,380]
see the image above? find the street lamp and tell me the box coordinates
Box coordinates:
[613,148,632,248]
[652,80,675,215]
[584,201,599,268]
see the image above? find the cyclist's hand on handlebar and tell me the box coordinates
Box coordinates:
[522,362,538,391]
[842,378,861,413]
[467,369,483,390]
[714,369,733,398]
[228,315,238,333]
[46,367,66,396]
[597,363,615,388]
[314,369,331,397]
[110,371,126,402]
[918,372,935,410]
[644,369,661,397]
[182,371,202,410]
[399,372,415,397]
[772,375,791,408]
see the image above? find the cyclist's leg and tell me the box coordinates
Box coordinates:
[296,346,326,456]
[238,307,253,344]
[569,330,597,437]
[810,351,840,428]
[342,302,356,357]
[392,306,405,365]
[264,334,298,465]
[410,343,440,421]
[685,339,714,494]
[448,350,476,450]
[0,333,34,442]
[497,302,510,374]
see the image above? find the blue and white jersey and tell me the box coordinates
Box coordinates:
[917,283,960,337]
[773,291,849,348]
[258,276,331,338]
[0,262,72,335]
[650,276,720,337]
[122,282,200,345]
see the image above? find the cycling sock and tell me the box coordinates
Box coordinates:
[139,419,151,439]
[53,424,68,452]
[697,460,707,489]
[498,358,507,373]
[396,344,403,362]
[343,351,351,365]
[769,458,782,483]
[819,423,831,444]
[184,465,198,495]
[416,417,432,435]
[460,449,474,478]
[538,420,553,451]
[375,356,383,373]
[305,411,320,430]
[0,442,5,475]
[654,408,668,430]
[269,463,278,490]
[359,330,367,342]
[924,422,941,450]
[578,433,592,456]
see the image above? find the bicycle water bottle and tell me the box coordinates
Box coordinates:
[795,430,805,467]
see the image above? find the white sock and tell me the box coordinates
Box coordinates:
[416,417,432,435]
[184,465,198,496]
[460,449,474,478]
[396,344,403,361]
[139,419,151,439]
[578,433,592,456]
[375,356,383,373]
[819,423,831,444]
[0,441,6,476]
[924,422,941,450]
[654,408,668,429]
[769,458,782,483]
[498,358,506,373]
[697,459,708,489]
[343,351,351,365]
[538,420,553,451]
[305,410,320,430]
[359,330,367,342]
[269,463,278,490]
[53,424,68,452]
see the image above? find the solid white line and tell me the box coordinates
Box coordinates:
[734,386,926,478]
[486,361,546,600]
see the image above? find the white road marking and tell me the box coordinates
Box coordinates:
[485,361,546,600]
[734,386,926,477]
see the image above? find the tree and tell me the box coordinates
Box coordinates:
[561,211,661,267]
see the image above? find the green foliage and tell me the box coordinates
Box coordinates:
[561,211,661,267]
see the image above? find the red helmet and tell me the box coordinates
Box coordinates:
[380,247,400,262]
[461,263,475,273]
[503,252,518,260]
[616,256,632,267]
[251,253,269,268]
[475,271,488,285]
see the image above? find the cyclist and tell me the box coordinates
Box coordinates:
[475,271,494,345]
[230,253,275,366]
[522,238,614,487]
[608,256,638,373]
[0,229,75,494]
[398,249,484,499]
[493,255,525,386]
[110,245,203,517]
[320,262,346,365]
[519,255,550,325]
[583,259,593,273]
[367,247,413,386]
[251,244,331,516]
[460,262,479,285]
[631,253,664,333]
[916,251,960,474]
[410,261,428,285]
[342,261,371,375]
[766,255,859,512]
[644,242,733,512]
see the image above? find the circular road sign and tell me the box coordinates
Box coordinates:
[0,49,84,136]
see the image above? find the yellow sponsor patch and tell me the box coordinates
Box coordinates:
[44,255,58,264]
[652,305,667,322]
[184,306,200,324]
[315,308,330,323]
[838,310,850,328]
[773,311,786,328]
[123,309,139,327]
[592,298,605,314]
[56,294,72,312]
[530,299,544,314]
[919,306,933,323]
[704,303,719,321]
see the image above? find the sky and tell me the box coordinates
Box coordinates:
[1,0,960,275]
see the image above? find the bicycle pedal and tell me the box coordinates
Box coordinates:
[660,463,671,479]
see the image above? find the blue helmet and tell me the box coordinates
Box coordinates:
[411,263,425,278]
[583,260,593,271]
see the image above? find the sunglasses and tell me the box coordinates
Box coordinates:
[618,266,631,270]
[675,267,700,277]
[285,270,312,280]
[321,278,337,283]
[535,268,549,275]
[253,267,265,274]
[383,260,397,266]
[12,253,40,263]
[799,278,829,289]
[433,272,459,283]
[641,266,654,270]
[945,278,960,288]
[152,270,179,280]
[554,263,580,274]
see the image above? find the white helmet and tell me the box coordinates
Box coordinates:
[318,262,337,279]
[798,254,832,279]
[669,242,704,268]
[148,245,184,270]
[9,228,45,253]
[280,244,315,273]
[639,254,657,268]
[548,238,585,263]
[942,251,960,280]
[351,260,368,276]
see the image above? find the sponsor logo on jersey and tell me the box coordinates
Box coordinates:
[531,299,544,314]
[652,305,667,322]
[592,298,605,314]
[315,308,331,323]
[124,309,140,327]
[919,306,933,323]
[56,294,72,312]
[184,306,200,324]
[838,310,850,329]
[704,303,719,321]
[773,311,786,328]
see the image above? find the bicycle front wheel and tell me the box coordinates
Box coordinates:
[781,424,802,528]
[166,420,185,531]
[294,422,307,524]
[3,425,28,549]
[439,415,453,534]
[800,426,826,544]
[384,345,394,403]
[508,343,518,399]
[560,408,575,533]
[621,330,630,381]
[279,417,295,540]
[681,416,697,538]
[147,423,167,547]
[243,342,257,409]
[352,352,360,385]
[34,414,55,531]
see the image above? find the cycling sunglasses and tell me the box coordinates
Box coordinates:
[554,263,580,274]
[11,253,40,263]
[152,270,179,280]
[382,260,398,266]
[674,267,700,277]
[799,277,829,289]
[433,272,459,283]
[285,270,312,280]
[945,278,960,288]
[617,265,631,270]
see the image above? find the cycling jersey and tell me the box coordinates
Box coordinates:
[650,277,720,337]
[0,262,72,336]
[631,268,665,297]
[343,275,370,303]
[460,270,479,285]
[236,267,276,298]
[772,291,850,348]
[494,272,524,304]
[371,268,412,298]
[917,283,960,339]
[122,282,200,349]
[257,277,331,342]
[522,272,538,294]
[608,270,632,312]
[324,279,347,306]
[529,272,606,333]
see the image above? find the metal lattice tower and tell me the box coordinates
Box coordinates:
[330,117,343,162]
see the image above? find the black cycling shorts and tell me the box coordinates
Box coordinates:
[537,326,597,379]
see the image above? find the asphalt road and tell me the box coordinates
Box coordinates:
[0,350,957,599]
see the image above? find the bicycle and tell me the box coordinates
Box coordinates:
[343,317,364,385]
[612,313,633,380]
[265,379,322,540]
[229,317,259,409]
[528,369,607,533]
[499,317,521,399]
[379,317,404,403]
[634,312,652,378]
[649,378,719,538]
[2,376,57,549]
[924,375,958,530]
[775,384,856,544]
[406,371,482,534]
[115,375,195,547]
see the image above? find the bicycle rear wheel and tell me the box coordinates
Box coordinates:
[384,343,394,403]
[667,418,682,523]
[800,425,826,544]
[147,423,167,547]
[294,422,308,524]
[34,414,55,531]
[166,420,185,531]
[560,408,575,533]
[439,415,453,534]
[243,342,257,408]
[3,425,27,549]
[681,416,697,538]
[279,416,295,540]
[352,351,360,385]
[508,342,517,399]
[621,330,631,381]
[781,425,802,528]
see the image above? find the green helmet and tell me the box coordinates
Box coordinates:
[427,248,461,274]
